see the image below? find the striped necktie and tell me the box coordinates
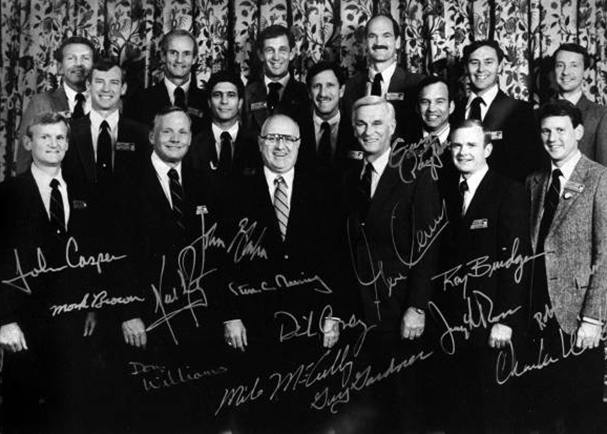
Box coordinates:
[274,176,289,241]
[168,168,185,232]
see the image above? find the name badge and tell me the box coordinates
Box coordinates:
[386,92,404,101]
[72,200,88,210]
[116,142,136,152]
[564,180,584,193]
[347,150,363,160]
[60,110,72,119]
[188,107,204,118]
[470,218,488,230]
[196,205,208,215]
[251,101,268,111]
[488,130,503,140]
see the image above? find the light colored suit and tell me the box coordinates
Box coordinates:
[527,154,607,334]
[16,87,70,174]
[576,95,607,166]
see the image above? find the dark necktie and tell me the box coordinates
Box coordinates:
[468,96,484,121]
[318,121,332,163]
[73,93,85,119]
[49,179,66,237]
[97,120,112,177]
[274,176,289,241]
[168,168,185,232]
[459,179,469,216]
[358,162,374,219]
[267,82,282,113]
[174,87,186,109]
[219,131,232,170]
[537,169,562,251]
[371,73,383,96]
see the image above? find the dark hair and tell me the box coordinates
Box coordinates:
[463,40,505,64]
[554,43,590,70]
[26,112,70,139]
[305,61,346,88]
[256,25,295,51]
[416,76,451,102]
[207,70,245,99]
[160,29,199,57]
[54,36,96,62]
[365,14,401,40]
[538,100,583,128]
[450,118,491,146]
[152,106,192,132]
[88,57,126,82]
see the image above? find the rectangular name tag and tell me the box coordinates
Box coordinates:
[196,205,208,215]
[470,218,488,230]
[250,101,268,111]
[72,200,88,210]
[116,142,136,152]
[386,92,404,101]
[188,107,204,118]
[488,130,503,140]
[564,180,584,193]
[347,150,363,160]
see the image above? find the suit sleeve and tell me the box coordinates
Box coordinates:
[592,109,607,167]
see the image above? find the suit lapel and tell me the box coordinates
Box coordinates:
[251,82,268,130]
[528,171,549,249]
[52,86,70,112]
[549,156,590,233]
[366,162,403,224]
[75,116,97,183]
[462,170,493,226]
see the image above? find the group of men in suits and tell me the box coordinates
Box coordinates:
[2,12,607,434]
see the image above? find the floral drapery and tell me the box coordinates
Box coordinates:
[0,0,606,180]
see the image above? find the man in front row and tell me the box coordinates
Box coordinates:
[526,100,607,433]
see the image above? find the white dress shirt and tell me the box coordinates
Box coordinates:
[89,109,120,161]
[63,82,90,116]
[465,84,499,120]
[264,166,295,208]
[460,164,489,214]
[366,61,397,96]
[151,151,183,208]
[31,163,70,226]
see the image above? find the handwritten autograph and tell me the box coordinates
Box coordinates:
[49,291,144,316]
[128,361,228,392]
[389,136,446,183]
[229,274,332,297]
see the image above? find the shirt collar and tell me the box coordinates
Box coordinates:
[31,163,65,189]
[365,146,391,179]
[313,111,340,129]
[63,82,88,104]
[559,89,583,105]
[264,73,291,91]
[164,76,191,103]
[90,109,120,132]
[264,166,295,189]
[552,149,582,181]
[151,151,182,178]
[423,123,451,144]
[211,122,240,144]
[368,61,397,83]
[467,84,499,109]
[460,164,489,196]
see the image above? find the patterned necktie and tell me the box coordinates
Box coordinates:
[537,169,562,251]
[73,93,85,119]
[267,82,282,113]
[49,179,66,236]
[174,87,186,109]
[168,168,185,232]
[318,121,332,163]
[468,96,484,121]
[459,179,469,216]
[358,162,374,219]
[274,176,289,241]
[97,120,112,176]
[371,73,383,96]
[219,131,232,169]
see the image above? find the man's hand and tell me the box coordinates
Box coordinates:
[576,321,602,349]
[322,318,340,348]
[401,307,425,340]
[224,319,247,352]
[83,311,97,337]
[122,318,147,348]
[0,323,28,353]
[488,323,512,349]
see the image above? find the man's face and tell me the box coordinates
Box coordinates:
[466,45,501,94]
[353,103,396,160]
[59,43,94,90]
[90,66,126,112]
[450,125,492,176]
[151,111,192,164]
[308,69,344,119]
[554,50,585,95]
[366,16,401,65]
[417,82,454,132]
[162,35,197,82]
[209,82,242,124]
[259,35,294,80]
[258,116,300,173]
[540,115,583,166]
[24,122,69,169]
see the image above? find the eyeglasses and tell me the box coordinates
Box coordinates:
[260,133,300,146]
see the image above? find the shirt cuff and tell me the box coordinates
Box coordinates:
[582,316,603,326]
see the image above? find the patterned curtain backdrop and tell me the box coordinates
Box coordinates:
[1,0,606,180]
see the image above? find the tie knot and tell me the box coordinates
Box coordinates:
[100,120,110,131]
[269,82,282,92]
[321,121,331,133]
[472,96,484,106]
[552,168,563,181]
[275,175,285,186]
[50,178,60,189]
[459,179,469,195]
[75,93,85,103]
[221,131,232,142]
[374,73,383,83]
[168,168,179,181]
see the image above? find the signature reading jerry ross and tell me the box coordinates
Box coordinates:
[229,274,332,297]
[226,218,268,264]
[428,291,522,355]
[389,136,445,183]
[432,238,541,297]
[2,237,127,295]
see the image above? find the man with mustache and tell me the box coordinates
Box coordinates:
[342,14,424,139]
[16,36,96,174]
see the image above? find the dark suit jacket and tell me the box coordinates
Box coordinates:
[123,80,208,135]
[453,90,544,183]
[16,87,70,174]
[576,95,607,166]
[342,65,424,139]
[242,77,310,135]
[341,153,441,334]
[438,169,531,348]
